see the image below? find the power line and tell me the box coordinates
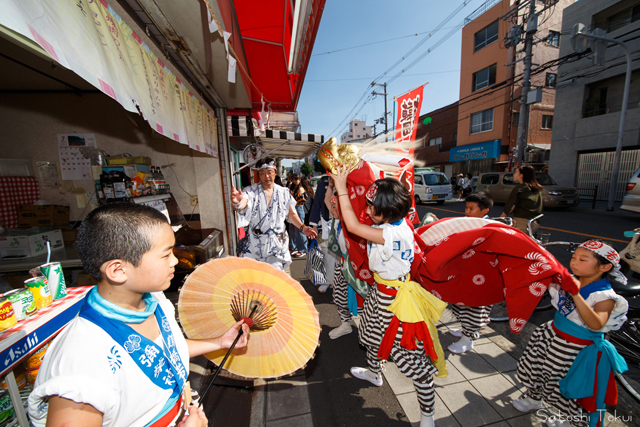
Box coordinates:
[328,0,482,137]
[311,27,460,56]
[307,69,460,82]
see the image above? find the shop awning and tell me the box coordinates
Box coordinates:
[257,130,324,159]
[227,115,253,137]
[233,0,326,111]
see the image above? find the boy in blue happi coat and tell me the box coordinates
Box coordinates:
[28,203,249,427]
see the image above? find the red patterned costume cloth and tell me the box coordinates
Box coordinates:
[0,176,40,229]
[411,217,579,333]
[337,161,377,285]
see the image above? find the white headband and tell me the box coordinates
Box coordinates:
[578,240,627,285]
[579,240,620,267]
[258,160,276,170]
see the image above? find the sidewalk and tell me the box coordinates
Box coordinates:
[244,260,631,427]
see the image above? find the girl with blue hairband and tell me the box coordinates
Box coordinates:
[513,239,629,427]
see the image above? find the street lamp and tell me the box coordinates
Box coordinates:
[570,23,632,211]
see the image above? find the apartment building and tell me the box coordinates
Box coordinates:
[457,0,571,175]
[341,119,373,143]
[549,0,640,201]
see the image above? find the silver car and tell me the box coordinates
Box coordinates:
[476,172,580,208]
[621,167,640,213]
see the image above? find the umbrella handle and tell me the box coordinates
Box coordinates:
[198,327,244,407]
[199,305,257,407]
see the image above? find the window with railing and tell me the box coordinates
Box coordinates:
[470,108,494,134]
[472,64,497,92]
[594,3,640,33]
[546,73,557,88]
[474,20,499,52]
[429,137,442,146]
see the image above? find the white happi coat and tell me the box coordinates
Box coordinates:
[28,292,190,427]
[237,183,296,270]
[367,219,415,281]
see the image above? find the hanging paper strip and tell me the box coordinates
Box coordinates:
[0,0,218,157]
[393,85,424,223]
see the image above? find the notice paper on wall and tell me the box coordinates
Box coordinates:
[36,161,60,189]
[57,133,96,180]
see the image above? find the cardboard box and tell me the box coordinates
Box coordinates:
[18,205,70,228]
[105,156,152,165]
[0,273,32,289]
[61,229,78,246]
[76,271,98,287]
[0,229,64,258]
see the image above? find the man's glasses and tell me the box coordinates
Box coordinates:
[259,170,275,176]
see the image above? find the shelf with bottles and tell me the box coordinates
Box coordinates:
[94,164,170,202]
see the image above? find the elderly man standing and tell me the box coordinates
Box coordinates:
[231,157,317,271]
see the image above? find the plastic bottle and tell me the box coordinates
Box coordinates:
[101,171,115,199]
[112,171,127,199]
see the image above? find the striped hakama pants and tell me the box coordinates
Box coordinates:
[516,321,588,426]
[332,259,352,323]
[359,284,438,415]
[450,304,491,340]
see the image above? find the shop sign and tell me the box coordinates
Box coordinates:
[450,140,501,162]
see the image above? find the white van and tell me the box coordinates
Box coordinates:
[413,170,453,205]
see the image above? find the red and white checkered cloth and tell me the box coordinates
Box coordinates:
[0,286,91,342]
[0,176,40,229]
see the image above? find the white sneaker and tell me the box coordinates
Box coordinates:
[449,328,463,337]
[448,336,473,353]
[350,367,383,387]
[512,396,545,413]
[318,284,330,293]
[420,413,434,427]
[329,322,352,339]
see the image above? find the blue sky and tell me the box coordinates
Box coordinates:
[294,0,488,150]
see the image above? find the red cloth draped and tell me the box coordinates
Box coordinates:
[410,217,579,334]
[338,161,421,287]
[338,161,376,285]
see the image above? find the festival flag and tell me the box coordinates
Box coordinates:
[393,84,425,223]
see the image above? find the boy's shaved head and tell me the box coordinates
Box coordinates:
[76,203,169,281]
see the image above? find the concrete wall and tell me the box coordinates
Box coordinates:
[549,0,640,186]
[0,92,226,235]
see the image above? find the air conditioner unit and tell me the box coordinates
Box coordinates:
[525,152,539,163]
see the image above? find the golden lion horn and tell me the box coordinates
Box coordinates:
[317,137,360,175]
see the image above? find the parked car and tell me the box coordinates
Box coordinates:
[621,167,640,213]
[414,171,453,205]
[476,172,580,208]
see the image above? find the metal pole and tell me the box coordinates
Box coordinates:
[383,83,388,134]
[372,82,389,135]
[606,43,631,211]
[514,0,536,165]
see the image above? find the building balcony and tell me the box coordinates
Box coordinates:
[574,107,640,151]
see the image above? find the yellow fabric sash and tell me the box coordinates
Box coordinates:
[374,273,448,377]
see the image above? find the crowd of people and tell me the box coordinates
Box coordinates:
[24,154,630,427]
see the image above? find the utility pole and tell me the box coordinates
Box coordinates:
[514,0,536,165]
[372,82,388,134]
